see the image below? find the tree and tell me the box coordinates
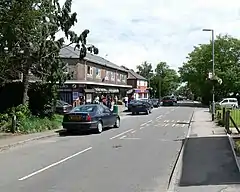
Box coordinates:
[150,62,179,97]
[179,34,240,104]
[136,61,154,80]
[0,0,98,105]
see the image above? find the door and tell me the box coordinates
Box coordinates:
[102,105,115,126]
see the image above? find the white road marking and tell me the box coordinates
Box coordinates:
[177,120,180,123]
[120,135,126,139]
[182,124,185,127]
[121,137,141,140]
[156,115,162,119]
[165,124,169,127]
[140,126,145,129]
[131,130,136,133]
[172,124,176,127]
[172,120,175,122]
[110,129,134,140]
[18,147,92,181]
[140,120,152,127]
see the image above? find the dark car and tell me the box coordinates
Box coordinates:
[131,100,152,115]
[128,100,137,111]
[151,99,160,107]
[62,104,120,133]
[139,98,154,109]
[162,96,174,106]
[56,100,72,114]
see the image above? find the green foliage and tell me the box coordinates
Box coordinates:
[18,115,62,134]
[136,61,154,80]
[179,34,240,104]
[0,104,62,133]
[136,61,179,97]
[0,0,98,115]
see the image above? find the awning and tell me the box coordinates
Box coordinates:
[94,88,108,93]
[108,88,119,93]
[84,89,95,93]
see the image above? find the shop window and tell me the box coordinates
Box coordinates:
[87,66,93,76]
[95,68,101,79]
[111,72,115,81]
[122,74,127,82]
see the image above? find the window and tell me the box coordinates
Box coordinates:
[87,66,93,76]
[71,105,96,113]
[111,72,115,81]
[105,71,110,80]
[95,68,101,79]
[122,75,127,82]
[117,73,121,82]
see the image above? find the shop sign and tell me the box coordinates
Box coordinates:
[108,89,119,93]
[94,88,108,93]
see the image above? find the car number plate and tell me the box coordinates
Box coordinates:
[69,115,81,121]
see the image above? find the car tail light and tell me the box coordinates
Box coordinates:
[86,114,91,121]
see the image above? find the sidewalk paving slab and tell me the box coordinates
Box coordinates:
[170,108,240,192]
[0,129,60,151]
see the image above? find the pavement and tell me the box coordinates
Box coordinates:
[0,105,194,192]
[170,108,240,192]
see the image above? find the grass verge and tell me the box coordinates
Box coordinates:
[216,108,240,127]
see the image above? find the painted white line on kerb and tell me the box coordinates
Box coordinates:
[120,135,126,139]
[182,124,185,128]
[165,124,169,127]
[18,147,92,181]
[172,124,175,127]
[109,129,133,140]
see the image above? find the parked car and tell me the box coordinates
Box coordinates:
[218,98,238,108]
[171,96,177,103]
[151,98,160,107]
[162,96,174,106]
[56,100,72,114]
[62,104,120,133]
[130,100,152,115]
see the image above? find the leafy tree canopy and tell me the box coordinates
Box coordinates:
[0,0,98,106]
[179,34,240,104]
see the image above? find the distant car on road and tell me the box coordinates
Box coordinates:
[150,98,160,107]
[162,96,174,106]
[130,100,152,115]
[139,98,154,108]
[56,100,72,114]
[62,104,120,133]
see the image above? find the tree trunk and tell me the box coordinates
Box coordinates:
[22,65,30,105]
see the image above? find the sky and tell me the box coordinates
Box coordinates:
[59,0,240,71]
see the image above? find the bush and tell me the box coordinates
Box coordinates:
[0,104,63,134]
[18,115,62,134]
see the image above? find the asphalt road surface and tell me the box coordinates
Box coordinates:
[0,106,194,192]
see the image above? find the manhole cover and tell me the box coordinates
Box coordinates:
[112,144,122,148]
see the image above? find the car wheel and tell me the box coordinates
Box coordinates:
[114,117,120,128]
[96,121,103,133]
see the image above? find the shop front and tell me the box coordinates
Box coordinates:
[127,88,149,100]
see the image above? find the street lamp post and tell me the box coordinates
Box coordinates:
[203,28,215,121]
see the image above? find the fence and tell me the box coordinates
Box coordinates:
[216,107,240,134]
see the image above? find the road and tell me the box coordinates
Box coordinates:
[0,106,194,192]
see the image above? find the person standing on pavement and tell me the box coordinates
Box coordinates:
[124,95,128,107]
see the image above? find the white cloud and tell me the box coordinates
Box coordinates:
[60,0,240,71]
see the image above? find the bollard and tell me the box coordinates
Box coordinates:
[225,110,231,134]
[222,108,226,125]
[11,114,17,133]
